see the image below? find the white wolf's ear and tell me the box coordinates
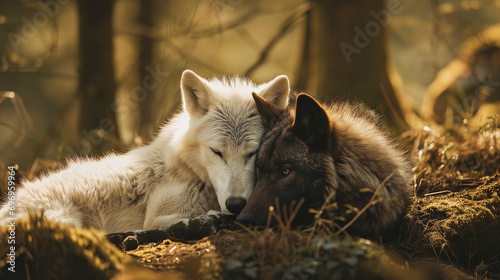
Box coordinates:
[259,75,290,108]
[181,70,212,116]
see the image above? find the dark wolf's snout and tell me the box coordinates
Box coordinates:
[236,212,255,224]
[226,197,247,214]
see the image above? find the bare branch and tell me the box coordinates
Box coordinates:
[115,9,260,40]
[187,8,260,39]
[244,3,315,77]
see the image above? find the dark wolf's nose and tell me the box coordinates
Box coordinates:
[236,212,255,224]
[226,197,247,214]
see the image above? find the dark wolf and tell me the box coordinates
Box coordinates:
[237,93,411,236]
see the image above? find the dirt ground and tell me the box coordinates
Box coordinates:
[121,230,242,279]
[399,173,500,276]
[1,178,499,279]
[106,173,500,279]
[1,173,498,279]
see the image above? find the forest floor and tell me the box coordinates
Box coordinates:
[115,116,500,279]
[1,116,499,279]
[113,173,500,280]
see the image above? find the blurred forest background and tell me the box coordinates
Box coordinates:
[1,0,500,170]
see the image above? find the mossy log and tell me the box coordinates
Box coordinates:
[107,213,236,250]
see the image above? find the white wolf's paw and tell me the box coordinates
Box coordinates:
[175,218,190,226]
[195,210,234,225]
[206,210,225,218]
[149,215,190,230]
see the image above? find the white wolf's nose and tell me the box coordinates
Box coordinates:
[226,197,246,215]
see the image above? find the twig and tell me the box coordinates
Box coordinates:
[335,173,394,235]
[115,9,260,40]
[187,9,260,39]
[380,83,410,131]
[424,190,452,197]
[0,122,37,143]
[0,91,36,149]
[244,2,314,77]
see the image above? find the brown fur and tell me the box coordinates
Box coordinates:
[237,93,411,237]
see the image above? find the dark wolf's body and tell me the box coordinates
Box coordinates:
[237,93,411,237]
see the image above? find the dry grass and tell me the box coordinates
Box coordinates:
[0,213,125,279]
[399,174,500,278]
[210,196,427,280]
[408,114,499,196]
[396,111,500,278]
[212,110,500,279]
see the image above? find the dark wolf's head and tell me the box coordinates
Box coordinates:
[237,93,338,226]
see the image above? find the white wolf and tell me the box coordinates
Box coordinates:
[0,70,290,233]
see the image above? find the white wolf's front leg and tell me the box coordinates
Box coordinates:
[143,182,216,230]
[44,208,84,228]
[143,189,192,230]
[145,214,190,230]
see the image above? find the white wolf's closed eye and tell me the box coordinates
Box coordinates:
[211,148,223,159]
[244,150,258,165]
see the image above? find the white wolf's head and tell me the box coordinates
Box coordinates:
[180,70,289,215]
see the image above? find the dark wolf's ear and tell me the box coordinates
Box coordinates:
[181,70,212,116]
[252,92,285,128]
[292,94,330,151]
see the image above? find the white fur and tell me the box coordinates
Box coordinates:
[0,70,290,233]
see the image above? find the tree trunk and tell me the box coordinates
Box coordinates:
[77,0,117,142]
[138,0,155,141]
[299,0,410,131]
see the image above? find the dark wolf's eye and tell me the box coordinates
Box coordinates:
[211,148,223,158]
[282,168,290,175]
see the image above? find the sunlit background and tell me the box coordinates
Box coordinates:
[1,0,499,170]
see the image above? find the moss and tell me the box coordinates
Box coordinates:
[403,174,500,274]
[0,213,125,280]
[203,233,425,280]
